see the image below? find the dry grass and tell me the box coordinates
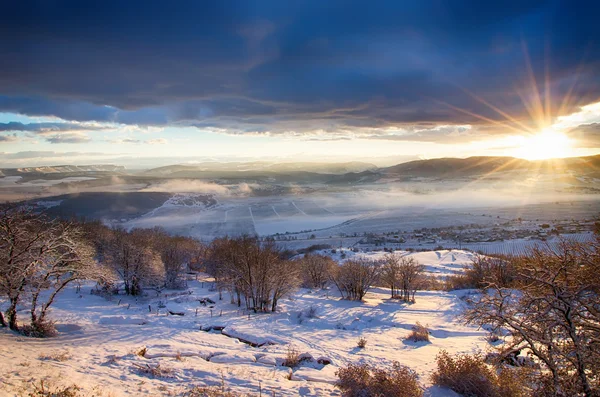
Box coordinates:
[135,347,147,357]
[336,362,422,397]
[356,337,367,349]
[17,379,116,397]
[184,385,248,396]
[405,322,430,342]
[21,321,58,338]
[431,350,529,397]
[38,350,71,362]
[282,346,301,368]
[132,362,174,378]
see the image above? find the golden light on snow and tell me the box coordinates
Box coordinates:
[511,129,575,160]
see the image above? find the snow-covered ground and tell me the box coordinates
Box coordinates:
[1,250,490,396]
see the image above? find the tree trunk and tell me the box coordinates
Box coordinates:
[7,298,18,331]
[0,311,6,327]
[271,297,278,312]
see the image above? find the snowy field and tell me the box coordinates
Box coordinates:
[120,192,599,243]
[0,250,485,397]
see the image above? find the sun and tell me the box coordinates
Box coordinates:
[512,129,574,160]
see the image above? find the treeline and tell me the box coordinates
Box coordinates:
[83,222,204,295]
[204,238,428,312]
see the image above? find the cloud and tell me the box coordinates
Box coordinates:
[0,121,107,133]
[45,132,91,144]
[142,180,230,195]
[107,138,142,144]
[0,151,110,159]
[0,1,598,143]
[0,133,18,142]
[147,138,168,145]
[568,123,600,148]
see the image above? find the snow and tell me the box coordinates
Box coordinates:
[98,315,149,325]
[0,250,490,396]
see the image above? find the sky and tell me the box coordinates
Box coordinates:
[1,0,600,168]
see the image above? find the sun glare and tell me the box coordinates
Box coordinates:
[513,129,574,160]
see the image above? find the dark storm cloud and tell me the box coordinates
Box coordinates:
[0,0,599,138]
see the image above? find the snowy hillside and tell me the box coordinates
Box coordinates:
[0,249,486,396]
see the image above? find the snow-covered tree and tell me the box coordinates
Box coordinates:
[464,239,600,396]
[0,207,110,335]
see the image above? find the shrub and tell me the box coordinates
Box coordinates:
[431,350,529,397]
[405,322,429,342]
[38,350,71,362]
[21,320,58,338]
[184,385,247,397]
[282,346,301,368]
[132,362,174,378]
[357,337,367,349]
[304,305,318,319]
[26,380,83,397]
[336,362,422,397]
[446,255,516,291]
[135,346,147,357]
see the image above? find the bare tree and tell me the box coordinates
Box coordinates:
[330,258,381,301]
[298,253,336,289]
[105,228,164,296]
[205,236,299,312]
[269,259,300,312]
[464,240,600,396]
[381,253,402,298]
[149,228,202,289]
[398,257,425,302]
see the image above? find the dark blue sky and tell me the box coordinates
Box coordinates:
[0,0,599,163]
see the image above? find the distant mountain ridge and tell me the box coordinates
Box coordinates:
[140,161,378,177]
[380,155,600,179]
[0,164,126,176]
[1,155,599,182]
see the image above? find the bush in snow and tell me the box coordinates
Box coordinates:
[132,362,174,378]
[282,345,301,368]
[304,305,318,319]
[336,362,422,397]
[38,349,71,362]
[25,380,84,397]
[21,319,59,338]
[431,350,528,397]
[356,337,367,349]
[446,254,516,291]
[184,385,248,397]
[405,322,430,343]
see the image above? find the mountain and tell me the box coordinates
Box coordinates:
[379,155,600,180]
[141,161,377,178]
[0,164,126,176]
[381,156,531,179]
